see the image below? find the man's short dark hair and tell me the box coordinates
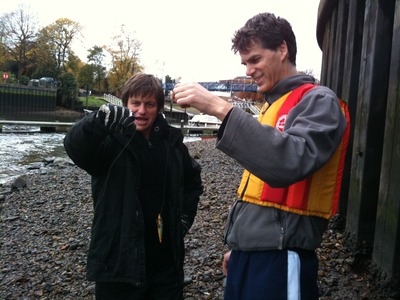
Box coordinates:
[120,73,165,111]
[231,12,297,65]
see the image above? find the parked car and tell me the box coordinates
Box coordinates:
[28,79,40,87]
[39,77,60,88]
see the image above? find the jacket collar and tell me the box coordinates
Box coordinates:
[263,74,317,104]
[132,114,183,146]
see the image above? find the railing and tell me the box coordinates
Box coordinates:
[163,82,258,92]
[231,100,260,115]
[103,94,123,106]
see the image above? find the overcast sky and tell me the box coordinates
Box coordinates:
[1,0,322,82]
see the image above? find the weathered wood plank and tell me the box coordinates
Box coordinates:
[317,0,399,283]
[330,0,348,95]
[338,0,365,217]
[346,0,393,243]
[373,0,400,280]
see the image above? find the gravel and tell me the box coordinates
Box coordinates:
[0,139,396,299]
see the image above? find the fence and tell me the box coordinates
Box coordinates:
[231,100,260,115]
[103,94,123,106]
[0,84,57,121]
[317,0,399,283]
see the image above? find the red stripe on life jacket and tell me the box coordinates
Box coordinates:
[261,84,316,206]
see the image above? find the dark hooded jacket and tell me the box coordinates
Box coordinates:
[64,112,203,286]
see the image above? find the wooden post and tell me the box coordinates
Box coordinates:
[337,0,365,219]
[372,1,400,280]
[346,0,393,245]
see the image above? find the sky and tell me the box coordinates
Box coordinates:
[1,0,322,82]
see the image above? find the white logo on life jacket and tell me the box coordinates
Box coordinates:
[276,114,287,132]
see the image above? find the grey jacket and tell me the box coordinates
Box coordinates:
[217,75,347,251]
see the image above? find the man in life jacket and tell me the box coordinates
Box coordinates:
[173,12,349,300]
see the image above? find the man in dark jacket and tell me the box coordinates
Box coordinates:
[64,73,203,299]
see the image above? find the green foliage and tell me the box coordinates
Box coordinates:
[0,71,16,83]
[106,25,143,94]
[79,96,107,107]
[87,46,106,93]
[59,72,78,108]
[42,18,83,73]
[18,75,30,85]
[78,64,95,88]
[1,6,174,98]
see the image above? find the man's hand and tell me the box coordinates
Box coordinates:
[172,82,233,121]
[96,104,136,133]
[222,251,231,276]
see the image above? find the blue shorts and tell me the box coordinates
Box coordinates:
[224,249,319,300]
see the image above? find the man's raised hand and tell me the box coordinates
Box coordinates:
[96,104,136,133]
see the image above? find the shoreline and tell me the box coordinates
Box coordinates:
[0,132,202,186]
[0,140,391,299]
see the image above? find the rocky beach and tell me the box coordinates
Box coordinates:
[0,139,396,299]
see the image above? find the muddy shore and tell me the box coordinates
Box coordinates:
[0,139,396,299]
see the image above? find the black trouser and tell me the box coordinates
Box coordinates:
[95,264,183,300]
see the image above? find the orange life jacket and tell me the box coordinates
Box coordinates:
[237,84,350,219]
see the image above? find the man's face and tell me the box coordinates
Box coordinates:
[127,95,158,139]
[240,42,287,93]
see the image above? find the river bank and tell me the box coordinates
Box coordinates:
[0,128,201,185]
[0,139,394,299]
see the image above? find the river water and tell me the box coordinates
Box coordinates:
[0,126,68,185]
[0,125,201,185]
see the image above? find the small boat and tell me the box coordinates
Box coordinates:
[188,114,222,127]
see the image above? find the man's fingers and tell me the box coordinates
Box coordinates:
[96,104,135,133]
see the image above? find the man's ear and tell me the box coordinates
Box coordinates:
[279,41,289,61]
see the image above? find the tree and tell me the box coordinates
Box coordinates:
[78,64,94,91]
[65,51,84,79]
[106,24,143,94]
[87,45,106,93]
[60,72,78,108]
[0,18,9,70]
[0,4,38,79]
[27,32,58,79]
[40,18,82,74]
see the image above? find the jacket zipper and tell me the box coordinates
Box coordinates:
[224,199,241,244]
[224,173,250,244]
[147,140,153,148]
[277,210,285,250]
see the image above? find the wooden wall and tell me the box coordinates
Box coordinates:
[316,0,399,281]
